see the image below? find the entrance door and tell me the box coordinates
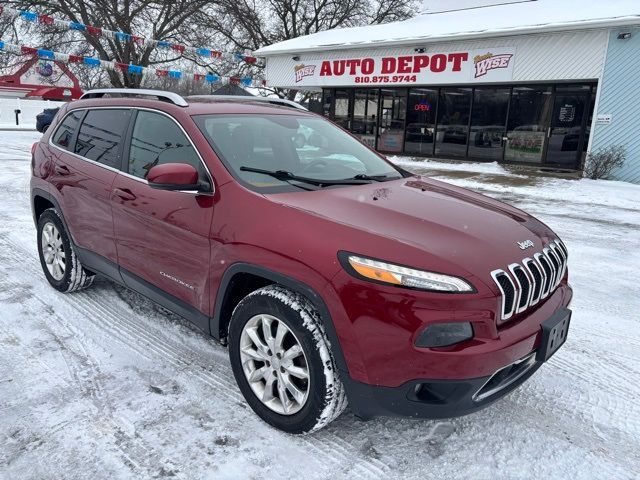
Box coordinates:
[504,86,553,164]
[377,89,407,153]
[545,88,591,168]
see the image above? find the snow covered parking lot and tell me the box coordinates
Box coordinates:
[1,130,639,479]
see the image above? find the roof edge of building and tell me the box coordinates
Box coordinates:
[255,16,640,56]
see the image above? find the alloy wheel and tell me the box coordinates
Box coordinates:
[41,222,66,281]
[239,314,310,415]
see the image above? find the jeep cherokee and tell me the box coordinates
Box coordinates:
[30,88,572,433]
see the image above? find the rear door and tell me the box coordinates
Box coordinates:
[110,109,214,318]
[50,108,132,273]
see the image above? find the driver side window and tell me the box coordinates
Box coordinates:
[129,111,202,180]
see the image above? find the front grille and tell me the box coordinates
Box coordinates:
[491,240,568,322]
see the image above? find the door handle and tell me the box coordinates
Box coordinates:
[113,188,137,201]
[54,165,70,176]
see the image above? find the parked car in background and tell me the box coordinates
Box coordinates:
[35,108,60,133]
[30,89,572,434]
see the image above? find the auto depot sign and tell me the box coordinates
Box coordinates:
[285,48,516,87]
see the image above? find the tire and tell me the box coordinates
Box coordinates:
[229,285,347,434]
[37,208,94,293]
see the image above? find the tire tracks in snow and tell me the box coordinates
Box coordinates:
[0,239,186,479]
[0,230,391,479]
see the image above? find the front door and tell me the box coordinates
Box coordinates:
[111,109,214,316]
[377,88,407,153]
[544,88,591,168]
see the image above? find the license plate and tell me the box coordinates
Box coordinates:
[536,308,571,362]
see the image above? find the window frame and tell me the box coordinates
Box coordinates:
[49,106,214,195]
[50,109,87,153]
[73,107,133,169]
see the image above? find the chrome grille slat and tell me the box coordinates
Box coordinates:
[492,241,568,322]
[552,241,567,281]
[491,269,516,321]
[522,258,542,306]
[543,247,559,289]
[535,253,553,299]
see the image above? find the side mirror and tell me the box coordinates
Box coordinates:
[147,163,204,191]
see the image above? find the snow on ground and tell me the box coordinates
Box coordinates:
[1,131,639,479]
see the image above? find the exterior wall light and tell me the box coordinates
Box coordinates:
[617,32,632,40]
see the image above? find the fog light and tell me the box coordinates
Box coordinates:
[415,322,473,348]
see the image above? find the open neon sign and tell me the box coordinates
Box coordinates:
[414,101,432,112]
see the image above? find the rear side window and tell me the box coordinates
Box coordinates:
[52,110,83,150]
[128,110,203,180]
[75,109,132,168]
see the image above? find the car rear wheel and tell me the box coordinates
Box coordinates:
[37,209,94,293]
[229,285,347,434]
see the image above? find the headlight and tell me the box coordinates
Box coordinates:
[342,254,474,293]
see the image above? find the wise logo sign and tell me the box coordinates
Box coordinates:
[294,64,316,83]
[474,53,514,78]
[288,48,515,86]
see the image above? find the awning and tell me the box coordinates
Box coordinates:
[26,86,83,100]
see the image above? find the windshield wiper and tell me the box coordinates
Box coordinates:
[350,173,397,182]
[240,166,372,187]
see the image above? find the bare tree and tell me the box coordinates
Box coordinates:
[2,0,418,93]
[201,0,419,99]
[8,0,221,87]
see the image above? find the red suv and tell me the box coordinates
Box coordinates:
[30,89,572,433]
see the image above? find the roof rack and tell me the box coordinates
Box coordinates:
[79,88,189,107]
[185,95,308,111]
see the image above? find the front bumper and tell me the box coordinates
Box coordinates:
[345,350,543,420]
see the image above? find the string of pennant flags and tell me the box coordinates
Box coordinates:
[0,40,266,87]
[0,5,260,66]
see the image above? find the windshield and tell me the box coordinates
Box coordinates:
[192,113,404,192]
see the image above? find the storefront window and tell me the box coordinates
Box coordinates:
[377,88,407,153]
[468,87,510,160]
[334,89,351,129]
[352,89,379,149]
[505,86,553,163]
[435,88,472,157]
[321,90,332,117]
[405,88,438,155]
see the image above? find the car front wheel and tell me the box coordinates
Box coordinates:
[229,285,347,434]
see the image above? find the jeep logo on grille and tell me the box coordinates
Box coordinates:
[517,240,535,250]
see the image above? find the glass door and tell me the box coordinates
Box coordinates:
[352,89,379,149]
[504,86,553,164]
[435,88,473,157]
[377,89,407,153]
[333,89,352,130]
[468,87,510,160]
[544,86,591,168]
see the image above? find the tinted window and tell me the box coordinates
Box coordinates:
[128,111,203,180]
[52,110,83,150]
[468,87,510,160]
[435,88,472,157]
[75,109,131,168]
[405,88,438,155]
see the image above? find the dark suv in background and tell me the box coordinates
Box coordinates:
[30,89,572,433]
[35,107,60,133]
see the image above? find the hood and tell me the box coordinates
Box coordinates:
[266,176,557,283]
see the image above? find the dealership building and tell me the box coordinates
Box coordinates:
[256,0,640,183]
